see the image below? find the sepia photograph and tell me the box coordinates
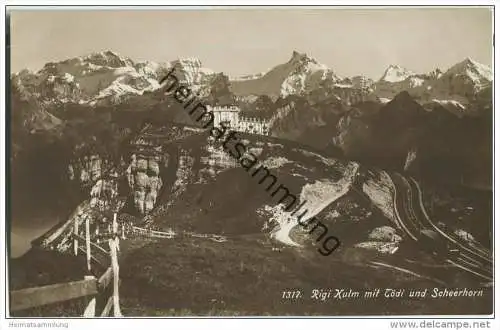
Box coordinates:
[4,5,495,319]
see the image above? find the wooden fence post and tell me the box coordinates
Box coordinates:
[113,213,118,235]
[113,213,120,252]
[74,215,79,256]
[109,239,122,317]
[82,275,97,317]
[100,296,114,317]
[83,297,96,317]
[86,216,91,272]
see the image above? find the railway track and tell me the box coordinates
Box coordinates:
[389,173,492,283]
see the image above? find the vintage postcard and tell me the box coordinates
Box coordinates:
[4,5,495,323]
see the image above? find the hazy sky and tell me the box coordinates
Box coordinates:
[9,8,493,79]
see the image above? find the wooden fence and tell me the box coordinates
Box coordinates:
[130,226,175,238]
[10,212,123,317]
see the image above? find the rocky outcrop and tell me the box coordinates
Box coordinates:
[170,150,194,201]
[368,226,402,242]
[68,154,103,186]
[10,84,62,157]
[126,154,164,215]
[362,170,397,225]
[90,178,119,211]
[404,148,417,171]
[123,125,204,215]
[270,96,348,150]
[354,241,400,254]
[198,144,239,182]
[353,226,401,255]
[454,229,476,244]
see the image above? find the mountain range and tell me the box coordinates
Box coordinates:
[12,50,492,111]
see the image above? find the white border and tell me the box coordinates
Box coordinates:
[1,2,497,330]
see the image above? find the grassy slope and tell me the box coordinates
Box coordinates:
[120,236,492,316]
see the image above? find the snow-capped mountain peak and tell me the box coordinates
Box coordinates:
[380,64,415,82]
[380,64,415,83]
[428,68,443,80]
[289,50,317,64]
[444,57,492,82]
[288,51,331,72]
[134,60,168,76]
[432,58,493,95]
[170,57,216,86]
[172,57,215,73]
[280,51,342,96]
[81,50,135,68]
[12,50,175,106]
[229,50,343,97]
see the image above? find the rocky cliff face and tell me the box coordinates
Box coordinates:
[362,170,397,224]
[126,154,164,215]
[68,154,104,185]
[169,58,217,96]
[332,91,492,188]
[122,125,204,215]
[269,95,349,151]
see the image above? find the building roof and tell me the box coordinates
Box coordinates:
[207,105,241,112]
